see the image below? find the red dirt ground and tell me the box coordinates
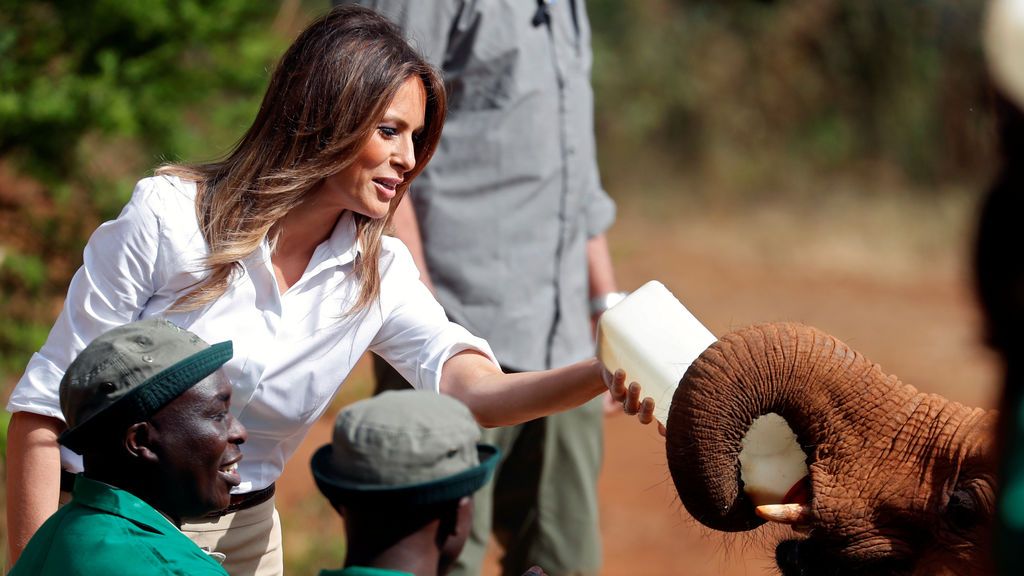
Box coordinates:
[276,196,1001,575]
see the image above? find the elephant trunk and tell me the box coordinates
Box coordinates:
[665,322,919,532]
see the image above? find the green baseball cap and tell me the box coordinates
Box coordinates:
[59,318,233,454]
[311,390,499,506]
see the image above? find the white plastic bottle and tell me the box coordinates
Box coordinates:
[596,281,717,426]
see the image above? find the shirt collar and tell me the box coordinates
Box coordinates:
[327,211,363,262]
[72,476,227,564]
[305,210,363,281]
[71,476,177,535]
[248,210,363,291]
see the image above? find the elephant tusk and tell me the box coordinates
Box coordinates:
[755,503,811,525]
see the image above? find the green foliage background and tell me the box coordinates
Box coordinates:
[0,0,998,570]
[589,0,994,197]
[0,0,294,382]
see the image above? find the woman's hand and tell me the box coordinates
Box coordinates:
[602,368,656,425]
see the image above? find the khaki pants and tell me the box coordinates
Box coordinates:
[181,496,284,576]
[375,356,604,576]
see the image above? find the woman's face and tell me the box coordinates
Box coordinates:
[314,76,427,219]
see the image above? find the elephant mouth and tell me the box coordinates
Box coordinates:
[775,538,915,576]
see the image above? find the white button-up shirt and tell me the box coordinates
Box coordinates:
[7,175,497,492]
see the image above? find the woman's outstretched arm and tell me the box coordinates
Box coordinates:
[439,350,654,428]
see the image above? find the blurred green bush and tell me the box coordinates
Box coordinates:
[589,0,996,197]
[0,0,294,383]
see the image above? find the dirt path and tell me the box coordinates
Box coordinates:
[277,198,1001,574]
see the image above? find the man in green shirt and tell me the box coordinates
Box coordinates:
[9,318,247,575]
[311,391,546,576]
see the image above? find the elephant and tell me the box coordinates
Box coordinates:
[665,322,999,575]
[661,4,1024,574]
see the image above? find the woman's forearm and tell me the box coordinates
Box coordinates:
[440,352,606,427]
[6,412,64,565]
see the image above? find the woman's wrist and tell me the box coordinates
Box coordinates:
[589,357,610,394]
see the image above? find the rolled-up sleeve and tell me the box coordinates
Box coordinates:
[583,176,616,239]
[369,238,498,392]
[7,178,162,419]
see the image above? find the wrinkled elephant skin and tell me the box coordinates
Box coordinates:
[666,322,998,575]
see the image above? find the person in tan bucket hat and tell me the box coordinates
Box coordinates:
[311,390,545,576]
[9,318,246,575]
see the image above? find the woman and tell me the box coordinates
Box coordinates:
[5,5,653,575]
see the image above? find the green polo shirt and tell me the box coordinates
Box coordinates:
[9,476,227,575]
[319,567,414,576]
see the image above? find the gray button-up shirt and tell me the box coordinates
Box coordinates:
[355,0,616,370]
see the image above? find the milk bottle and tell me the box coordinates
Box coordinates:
[596,281,716,426]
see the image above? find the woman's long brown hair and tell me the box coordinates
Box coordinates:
[158,4,446,313]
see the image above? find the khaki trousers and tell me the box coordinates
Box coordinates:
[181,496,284,576]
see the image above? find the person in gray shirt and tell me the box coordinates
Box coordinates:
[339,2,626,575]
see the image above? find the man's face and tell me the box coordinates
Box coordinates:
[148,371,246,519]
